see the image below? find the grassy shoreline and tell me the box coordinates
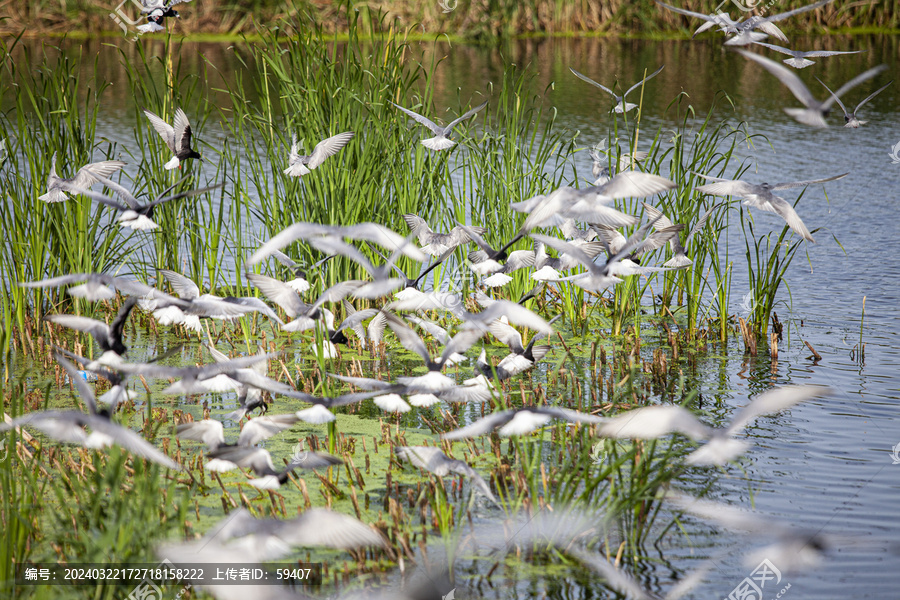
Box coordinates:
[3,0,897,40]
[24,25,900,44]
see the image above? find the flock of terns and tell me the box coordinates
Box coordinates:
[6,0,889,598]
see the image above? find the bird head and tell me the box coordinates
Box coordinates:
[329,329,349,346]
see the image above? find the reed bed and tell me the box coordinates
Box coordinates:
[0,6,821,599]
[2,0,896,39]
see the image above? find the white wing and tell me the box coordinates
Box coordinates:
[142,108,176,152]
[306,131,355,169]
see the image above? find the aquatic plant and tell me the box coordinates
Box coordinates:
[3,0,894,39]
[0,7,837,598]
[0,36,133,358]
[738,201,808,343]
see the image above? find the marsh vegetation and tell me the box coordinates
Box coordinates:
[0,6,887,600]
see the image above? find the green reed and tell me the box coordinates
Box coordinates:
[113,36,213,282]
[211,9,442,292]
[4,0,896,40]
[738,202,808,339]
[0,376,190,600]
[0,37,133,356]
[449,66,577,303]
[0,380,43,595]
[641,94,759,338]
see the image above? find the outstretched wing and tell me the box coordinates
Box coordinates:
[143,108,176,153]
[307,131,355,170]
[751,41,795,57]
[172,108,193,154]
[569,68,617,98]
[735,50,817,109]
[69,160,127,194]
[771,172,848,191]
[852,80,893,115]
[391,102,444,135]
[624,65,665,98]
[820,64,888,111]
[655,0,719,23]
[159,270,201,299]
[442,100,489,134]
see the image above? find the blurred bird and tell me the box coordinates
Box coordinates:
[1,354,181,470]
[158,269,282,326]
[20,272,151,302]
[751,41,864,69]
[177,413,301,452]
[165,507,385,562]
[735,49,887,128]
[112,351,278,396]
[694,171,849,242]
[54,344,184,411]
[37,152,125,203]
[248,222,426,266]
[599,385,831,465]
[157,508,384,600]
[252,234,335,293]
[246,272,361,335]
[205,445,343,490]
[665,490,862,573]
[442,407,605,439]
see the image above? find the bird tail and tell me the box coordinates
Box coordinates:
[283,163,311,177]
[784,58,814,69]
[122,215,159,230]
[39,189,68,203]
[421,137,456,151]
[663,255,693,269]
[612,102,637,114]
[783,108,828,129]
[285,277,311,293]
[723,31,767,46]
[483,273,513,288]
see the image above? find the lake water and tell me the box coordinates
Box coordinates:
[4,33,900,598]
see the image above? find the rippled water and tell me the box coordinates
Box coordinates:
[5,34,900,598]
